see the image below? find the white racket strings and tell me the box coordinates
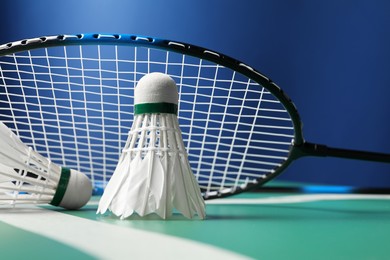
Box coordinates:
[0,42,295,196]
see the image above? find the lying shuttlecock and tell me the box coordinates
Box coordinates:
[98,72,206,219]
[0,121,92,209]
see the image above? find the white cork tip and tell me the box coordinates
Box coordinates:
[134,72,178,105]
[59,170,93,210]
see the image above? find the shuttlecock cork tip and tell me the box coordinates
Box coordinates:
[57,169,93,210]
[134,72,178,105]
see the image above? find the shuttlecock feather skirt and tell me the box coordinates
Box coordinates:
[97,113,206,219]
[0,122,70,205]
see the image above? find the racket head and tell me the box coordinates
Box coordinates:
[0,33,303,199]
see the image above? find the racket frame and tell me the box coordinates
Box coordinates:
[1,33,389,199]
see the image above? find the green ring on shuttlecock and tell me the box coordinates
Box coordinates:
[50,167,71,206]
[134,102,178,115]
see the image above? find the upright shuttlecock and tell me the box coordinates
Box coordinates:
[0,121,92,209]
[98,72,206,219]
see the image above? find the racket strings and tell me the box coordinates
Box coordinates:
[0,43,295,196]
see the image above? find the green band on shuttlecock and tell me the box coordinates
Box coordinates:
[50,167,71,207]
[134,102,178,115]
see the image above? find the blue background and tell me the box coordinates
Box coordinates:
[1,0,389,187]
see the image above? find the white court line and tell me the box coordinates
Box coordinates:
[206,194,390,205]
[0,206,250,260]
[85,194,390,207]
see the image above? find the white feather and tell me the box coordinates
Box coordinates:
[97,153,132,214]
[98,115,144,214]
[166,114,206,219]
[121,152,164,218]
[110,155,141,217]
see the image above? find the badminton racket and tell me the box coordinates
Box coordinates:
[0,33,389,199]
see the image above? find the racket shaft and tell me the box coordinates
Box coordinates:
[297,142,390,163]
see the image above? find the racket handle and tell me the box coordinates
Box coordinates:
[296,142,390,164]
[256,185,390,194]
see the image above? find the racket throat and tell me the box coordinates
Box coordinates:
[293,142,328,158]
